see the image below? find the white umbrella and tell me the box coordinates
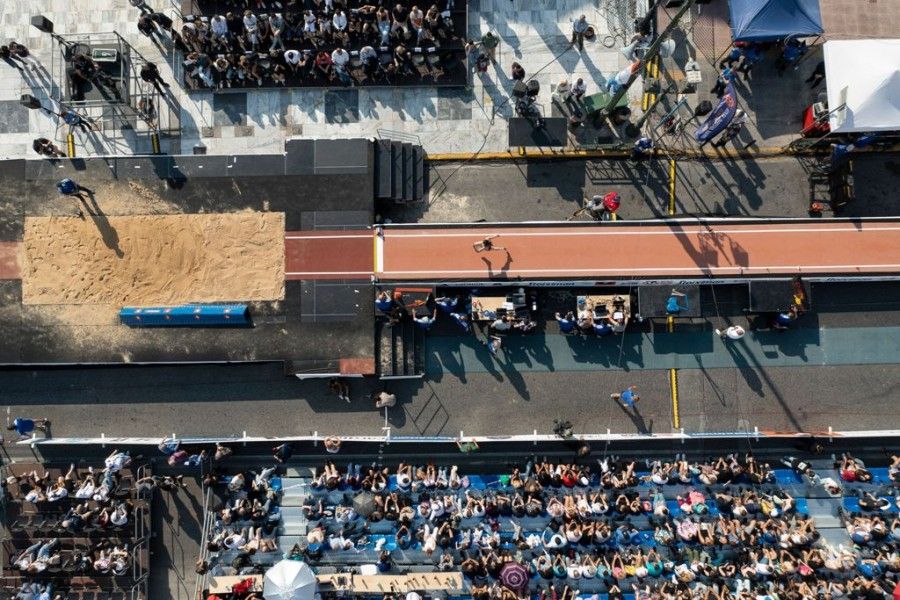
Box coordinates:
[264,560,317,600]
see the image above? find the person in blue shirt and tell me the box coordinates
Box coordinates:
[611,386,639,412]
[555,311,577,334]
[450,312,471,332]
[666,290,689,315]
[631,136,652,161]
[414,308,437,331]
[434,296,461,313]
[7,417,50,438]
[374,291,393,312]
[56,178,90,217]
[711,66,734,97]
[592,317,613,336]
[483,335,502,356]
[776,39,806,75]
[772,305,799,331]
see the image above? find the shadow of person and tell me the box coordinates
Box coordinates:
[481,250,512,279]
[80,189,124,259]
[617,401,653,435]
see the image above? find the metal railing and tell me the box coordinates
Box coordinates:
[193,485,215,600]
[376,129,423,145]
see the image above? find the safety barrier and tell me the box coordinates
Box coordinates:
[120,305,250,327]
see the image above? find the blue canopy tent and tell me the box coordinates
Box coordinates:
[729,0,824,42]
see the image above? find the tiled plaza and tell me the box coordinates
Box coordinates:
[0,0,645,157]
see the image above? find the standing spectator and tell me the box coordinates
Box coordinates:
[556,311,577,333]
[137,13,161,42]
[571,77,587,101]
[715,325,746,340]
[7,417,50,439]
[328,377,351,402]
[571,15,589,51]
[58,107,96,133]
[0,45,22,71]
[7,41,35,70]
[214,443,233,462]
[375,290,394,312]
[324,436,341,453]
[711,66,734,97]
[776,39,806,76]
[56,178,91,216]
[140,62,170,93]
[805,61,825,88]
[375,391,397,409]
[273,443,293,463]
[631,136,653,161]
[376,8,392,45]
[483,335,503,357]
[511,61,525,81]
[32,138,65,158]
[158,437,181,455]
[735,44,761,79]
[611,385,639,412]
[480,31,499,64]
[414,308,437,331]
[150,11,174,34]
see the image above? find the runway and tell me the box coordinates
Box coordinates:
[4,220,898,284]
[286,220,900,282]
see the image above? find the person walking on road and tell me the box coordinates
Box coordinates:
[611,386,639,412]
[7,417,50,439]
[715,325,746,340]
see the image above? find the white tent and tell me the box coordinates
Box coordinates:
[824,39,900,133]
[263,560,317,600]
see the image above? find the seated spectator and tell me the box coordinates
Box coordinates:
[556,311,576,333]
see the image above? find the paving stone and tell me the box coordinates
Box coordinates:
[212,93,248,126]
[0,101,30,134]
[324,89,360,124]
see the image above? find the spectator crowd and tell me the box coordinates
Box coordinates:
[178,0,466,89]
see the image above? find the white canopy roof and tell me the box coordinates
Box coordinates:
[824,39,900,133]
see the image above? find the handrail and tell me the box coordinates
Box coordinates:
[193,484,215,600]
[376,129,422,145]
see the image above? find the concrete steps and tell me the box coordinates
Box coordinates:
[375,140,426,204]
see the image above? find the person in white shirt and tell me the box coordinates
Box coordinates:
[284,49,302,74]
[303,10,317,35]
[332,9,348,32]
[242,10,259,47]
[331,46,352,83]
[210,15,229,41]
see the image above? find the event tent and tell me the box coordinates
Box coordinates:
[824,39,900,133]
[728,0,823,42]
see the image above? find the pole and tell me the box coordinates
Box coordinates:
[601,0,698,117]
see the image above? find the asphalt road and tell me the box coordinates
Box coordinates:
[2,360,898,442]
[382,153,900,223]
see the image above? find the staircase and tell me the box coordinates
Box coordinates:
[377,318,425,379]
[375,139,427,204]
[277,470,314,556]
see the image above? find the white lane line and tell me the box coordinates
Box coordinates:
[286,271,373,276]
[383,226,900,238]
[378,264,900,275]
[285,234,373,240]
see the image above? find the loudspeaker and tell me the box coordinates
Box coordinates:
[31,15,54,33]
[19,94,42,110]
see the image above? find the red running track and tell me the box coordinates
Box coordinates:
[372,221,900,281]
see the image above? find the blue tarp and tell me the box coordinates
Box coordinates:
[729,0,823,42]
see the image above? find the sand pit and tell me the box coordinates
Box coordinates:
[23,213,285,305]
